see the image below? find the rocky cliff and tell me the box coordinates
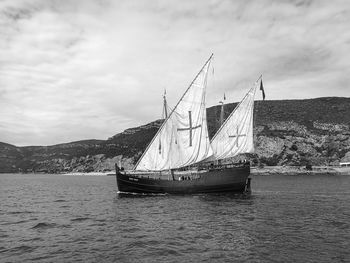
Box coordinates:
[1,97,349,173]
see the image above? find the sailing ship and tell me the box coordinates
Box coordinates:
[116,54,263,194]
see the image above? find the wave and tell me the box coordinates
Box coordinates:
[8,245,36,253]
[2,219,34,226]
[32,222,57,229]
[71,217,90,222]
[53,199,67,203]
[7,211,33,215]
[117,191,167,198]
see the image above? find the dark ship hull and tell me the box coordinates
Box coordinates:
[115,163,251,194]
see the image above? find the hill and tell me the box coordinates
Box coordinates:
[0,97,349,173]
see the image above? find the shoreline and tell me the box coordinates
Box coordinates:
[251,166,349,176]
[61,172,115,176]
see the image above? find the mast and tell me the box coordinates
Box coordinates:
[163,89,168,118]
[219,93,226,126]
[254,75,263,165]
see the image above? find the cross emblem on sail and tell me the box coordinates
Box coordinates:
[135,55,214,171]
[229,126,247,147]
[177,111,201,147]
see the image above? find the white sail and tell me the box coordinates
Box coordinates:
[135,56,213,171]
[209,79,259,160]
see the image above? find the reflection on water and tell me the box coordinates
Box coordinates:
[0,174,349,262]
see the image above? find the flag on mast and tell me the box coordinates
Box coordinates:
[260,79,265,100]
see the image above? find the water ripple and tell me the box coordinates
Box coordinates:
[53,199,67,203]
[8,245,37,254]
[32,222,58,229]
[70,217,90,222]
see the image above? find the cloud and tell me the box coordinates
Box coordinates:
[0,0,349,146]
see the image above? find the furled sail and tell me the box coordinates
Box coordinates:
[135,55,213,171]
[209,79,260,160]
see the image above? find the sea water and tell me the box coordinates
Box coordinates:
[0,173,349,262]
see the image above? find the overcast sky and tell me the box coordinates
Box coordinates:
[0,0,349,146]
